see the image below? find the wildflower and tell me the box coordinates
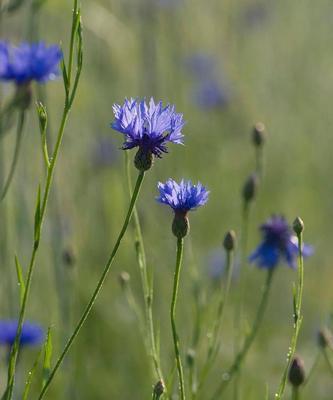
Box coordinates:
[111,98,185,171]
[249,215,313,269]
[0,320,44,347]
[0,41,62,84]
[156,179,209,238]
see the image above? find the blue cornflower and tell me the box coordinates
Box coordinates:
[157,179,209,212]
[249,215,313,269]
[111,98,185,170]
[0,320,44,347]
[0,41,62,84]
[156,179,209,238]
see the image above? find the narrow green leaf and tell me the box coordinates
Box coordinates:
[15,256,25,306]
[42,328,53,388]
[61,60,69,93]
[34,185,41,248]
[292,283,297,324]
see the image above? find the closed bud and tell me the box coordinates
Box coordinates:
[242,173,258,203]
[118,271,130,289]
[293,217,304,236]
[223,230,236,251]
[36,102,47,133]
[317,328,333,349]
[186,348,196,368]
[134,147,153,171]
[252,122,266,147]
[288,356,305,387]
[153,380,165,398]
[172,211,189,239]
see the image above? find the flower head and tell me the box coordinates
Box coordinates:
[111,98,185,169]
[157,179,209,238]
[0,41,62,84]
[249,215,313,269]
[157,179,209,213]
[0,320,44,347]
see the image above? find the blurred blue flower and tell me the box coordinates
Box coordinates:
[111,98,185,157]
[0,41,62,84]
[156,179,209,212]
[0,320,44,347]
[194,79,230,110]
[207,249,240,281]
[242,4,268,29]
[249,215,313,269]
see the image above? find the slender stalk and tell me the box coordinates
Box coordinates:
[197,248,234,392]
[1,110,25,200]
[37,170,145,400]
[303,351,321,386]
[4,2,82,398]
[255,146,264,180]
[171,237,186,400]
[323,349,333,377]
[210,269,274,399]
[275,231,304,399]
[233,201,249,400]
[292,387,299,400]
[125,153,164,382]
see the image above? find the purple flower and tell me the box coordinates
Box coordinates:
[0,41,62,84]
[111,98,185,158]
[249,215,313,269]
[0,320,44,347]
[156,179,209,212]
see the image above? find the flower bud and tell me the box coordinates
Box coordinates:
[172,211,189,239]
[317,328,333,349]
[186,348,196,368]
[293,217,304,236]
[134,147,153,171]
[223,230,236,251]
[118,271,130,289]
[153,380,165,398]
[288,356,305,387]
[252,122,266,147]
[242,173,258,203]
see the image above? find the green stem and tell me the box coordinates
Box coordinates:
[292,387,299,400]
[37,170,145,400]
[255,146,264,180]
[233,201,250,400]
[197,248,234,392]
[171,237,186,400]
[210,268,274,399]
[275,232,304,400]
[323,349,333,377]
[303,351,321,386]
[1,110,25,200]
[4,2,82,397]
[125,153,164,383]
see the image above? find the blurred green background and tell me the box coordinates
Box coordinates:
[1,0,333,398]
